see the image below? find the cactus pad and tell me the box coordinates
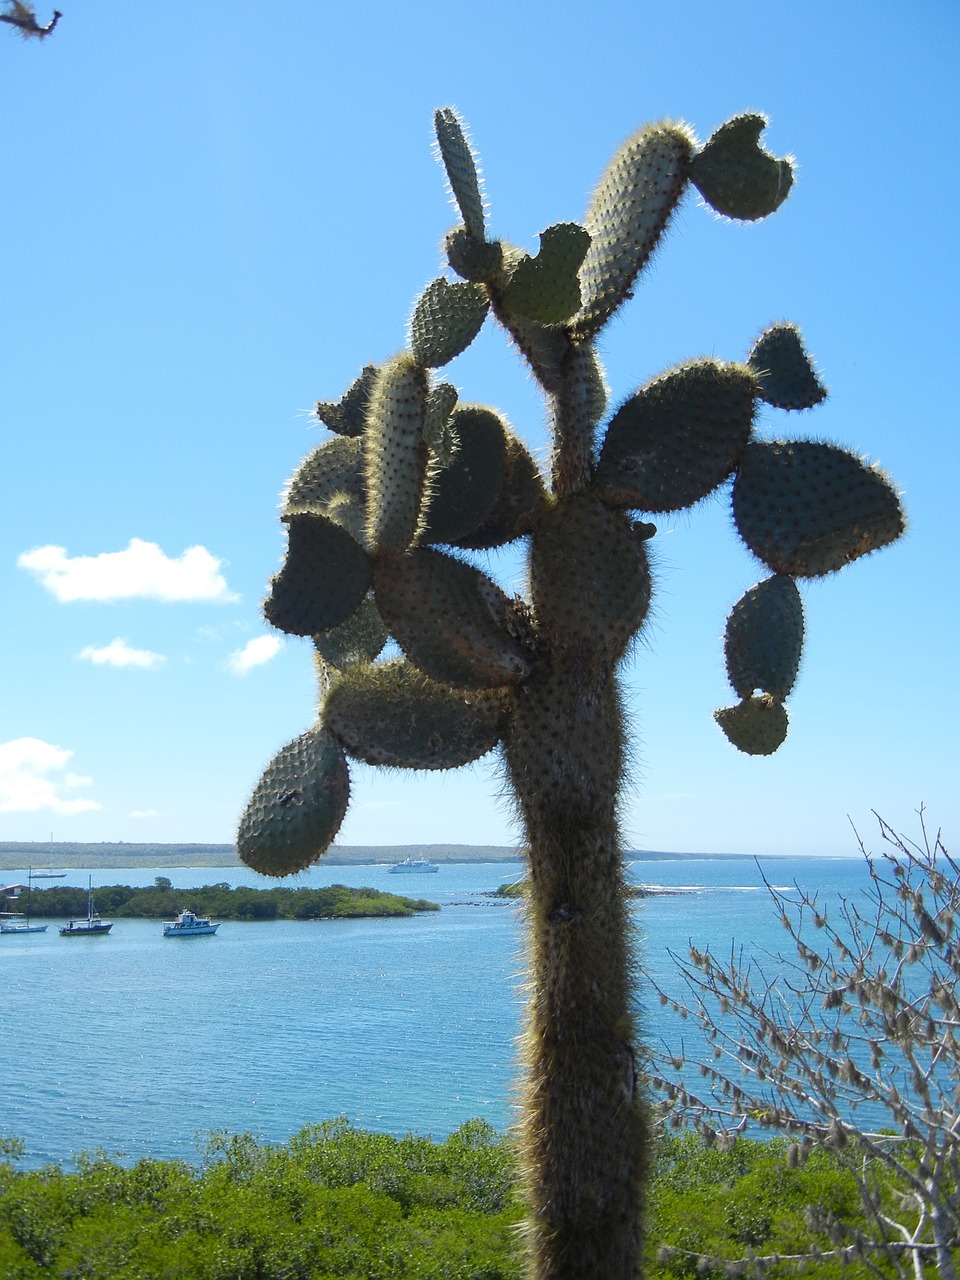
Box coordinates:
[237,728,350,875]
[364,354,429,554]
[691,114,794,221]
[445,226,503,282]
[732,440,905,576]
[748,324,827,410]
[283,436,365,518]
[315,365,378,437]
[595,360,757,511]
[454,430,547,550]
[422,381,459,464]
[501,222,591,325]
[714,695,788,756]
[324,658,507,769]
[374,547,534,689]
[312,594,388,670]
[410,277,489,368]
[434,107,486,240]
[724,575,803,700]
[572,122,695,340]
[263,513,372,637]
[420,405,507,545]
[531,495,652,661]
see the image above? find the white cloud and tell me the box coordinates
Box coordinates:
[0,738,101,815]
[225,634,283,675]
[130,809,159,819]
[78,637,167,670]
[18,538,238,603]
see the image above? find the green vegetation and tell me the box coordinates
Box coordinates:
[29,882,438,921]
[0,1124,906,1278]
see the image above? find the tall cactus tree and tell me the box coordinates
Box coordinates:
[238,109,904,1279]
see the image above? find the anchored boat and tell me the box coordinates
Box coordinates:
[163,909,220,937]
[60,878,113,936]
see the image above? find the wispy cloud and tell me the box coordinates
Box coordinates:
[18,538,238,603]
[77,637,166,670]
[0,738,101,815]
[130,809,159,819]
[225,634,283,675]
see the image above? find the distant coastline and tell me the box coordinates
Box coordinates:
[0,841,830,872]
[0,842,522,871]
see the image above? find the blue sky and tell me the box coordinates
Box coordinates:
[1,2,956,856]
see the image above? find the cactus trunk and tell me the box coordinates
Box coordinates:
[505,532,647,1276]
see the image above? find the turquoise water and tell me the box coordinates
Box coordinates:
[0,856,873,1169]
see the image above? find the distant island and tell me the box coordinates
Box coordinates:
[23,881,439,921]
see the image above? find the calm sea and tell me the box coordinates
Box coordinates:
[0,855,874,1170]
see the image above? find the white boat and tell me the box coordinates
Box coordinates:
[387,856,440,874]
[163,909,220,937]
[1,870,49,933]
[59,878,113,936]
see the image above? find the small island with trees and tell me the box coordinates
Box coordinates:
[27,879,439,922]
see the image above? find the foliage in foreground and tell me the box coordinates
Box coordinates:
[0,1123,915,1279]
[28,882,439,920]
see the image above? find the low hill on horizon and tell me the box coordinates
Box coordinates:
[0,841,522,871]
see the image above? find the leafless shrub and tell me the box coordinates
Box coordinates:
[644,810,960,1278]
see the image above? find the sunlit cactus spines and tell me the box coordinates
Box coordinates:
[239,108,905,1279]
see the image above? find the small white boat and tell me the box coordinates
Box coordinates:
[0,916,48,934]
[163,909,220,937]
[388,856,440,874]
[60,878,112,936]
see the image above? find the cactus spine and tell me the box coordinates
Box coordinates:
[239,108,904,1279]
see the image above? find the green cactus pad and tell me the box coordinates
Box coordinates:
[594,360,758,512]
[531,495,652,661]
[732,440,905,576]
[572,122,695,341]
[748,324,827,410]
[264,513,372,637]
[454,430,547,550]
[283,436,365,518]
[410,277,489,369]
[373,547,534,689]
[423,381,459,464]
[237,728,350,876]
[691,114,794,221]
[434,108,486,240]
[312,594,388,670]
[420,405,507,545]
[324,658,507,769]
[714,695,788,756]
[724,575,803,700]
[501,223,591,326]
[445,226,503,282]
[364,354,429,554]
[315,365,379,437]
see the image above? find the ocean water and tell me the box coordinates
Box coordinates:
[0,855,875,1170]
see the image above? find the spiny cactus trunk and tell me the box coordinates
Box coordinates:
[505,534,647,1277]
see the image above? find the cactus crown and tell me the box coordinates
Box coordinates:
[238,108,904,866]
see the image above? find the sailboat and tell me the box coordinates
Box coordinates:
[59,878,113,937]
[0,870,49,934]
